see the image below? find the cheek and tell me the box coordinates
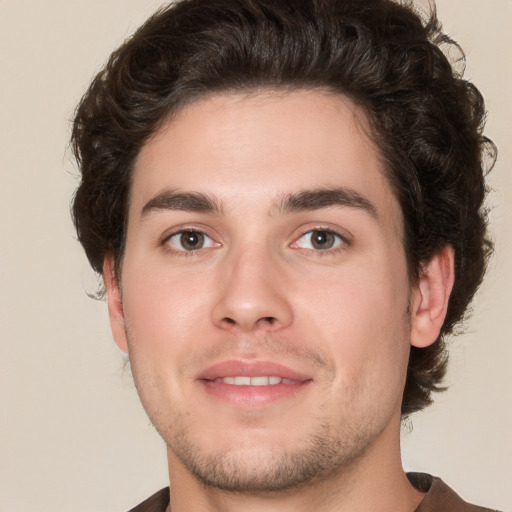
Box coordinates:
[121,263,213,357]
[292,261,411,394]
[119,267,206,409]
[295,261,410,335]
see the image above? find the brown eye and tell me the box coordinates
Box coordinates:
[166,230,217,252]
[310,230,336,250]
[180,231,204,250]
[293,229,345,251]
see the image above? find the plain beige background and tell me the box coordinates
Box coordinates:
[0,0,510,510]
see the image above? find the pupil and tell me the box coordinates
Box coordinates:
[181,231,203,250]
[312,231,334,250]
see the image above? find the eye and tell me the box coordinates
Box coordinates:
[293,230,345,251]
[165,230,218,252]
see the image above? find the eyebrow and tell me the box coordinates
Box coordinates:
[140,186,377,220]
[140,190,224,219]
[275,187,378,218]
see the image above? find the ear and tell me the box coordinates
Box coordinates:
[103,255,129,354]
[410,246,455,348]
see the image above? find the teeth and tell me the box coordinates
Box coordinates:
[249,376,268,386]
[216,376,286,386]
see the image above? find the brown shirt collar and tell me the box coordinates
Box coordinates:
[128,473,499,512]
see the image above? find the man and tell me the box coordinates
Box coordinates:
[71,0,498,510]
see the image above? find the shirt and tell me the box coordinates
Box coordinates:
[128,473,500,511]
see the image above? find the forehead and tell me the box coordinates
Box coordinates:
[131,89,400,226]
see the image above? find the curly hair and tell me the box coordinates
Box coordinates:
[71,0,494,416]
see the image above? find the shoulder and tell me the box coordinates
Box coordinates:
[127,487,170,512]
[408,473,501,512]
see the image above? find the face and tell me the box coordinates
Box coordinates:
[107,90,421,492]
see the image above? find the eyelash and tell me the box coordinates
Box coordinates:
[161,227,350,256]
[291,228,350,255]
[162,229,219,256]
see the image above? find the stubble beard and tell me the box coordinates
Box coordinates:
[125,329,395,495]
[160,412,375,494]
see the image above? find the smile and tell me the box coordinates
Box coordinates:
[214,376,298,386]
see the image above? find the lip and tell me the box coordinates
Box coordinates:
[197,359,310,381]
[196,360,312,408]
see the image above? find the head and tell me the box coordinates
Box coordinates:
[71,0,492,434]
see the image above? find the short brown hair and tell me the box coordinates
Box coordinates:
[71,0,494,415]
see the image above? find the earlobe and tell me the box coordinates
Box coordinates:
[103,255,129,354]
[410,246,455,348]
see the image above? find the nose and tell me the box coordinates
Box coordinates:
[211,245,294,333]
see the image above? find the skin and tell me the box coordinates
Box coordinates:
[104,90,454,512]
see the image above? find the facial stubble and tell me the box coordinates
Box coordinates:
[129,356,383,495]
[123,305,411,496]
[164,413,376,494]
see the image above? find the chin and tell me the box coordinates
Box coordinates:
[166,418,374,493]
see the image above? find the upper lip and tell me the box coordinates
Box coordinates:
[197,360,311,382]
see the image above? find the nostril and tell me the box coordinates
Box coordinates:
[213,310,288,332]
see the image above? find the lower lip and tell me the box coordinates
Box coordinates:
[199,380,311,408]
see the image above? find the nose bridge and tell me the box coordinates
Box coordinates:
[211,236,293,332]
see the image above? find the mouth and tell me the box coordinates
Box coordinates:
[197,360,312,407]
[213,376,299,386]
